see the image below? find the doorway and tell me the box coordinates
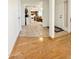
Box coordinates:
[54,0,69,37]
[20,0,49,37]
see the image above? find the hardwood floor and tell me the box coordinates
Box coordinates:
[55,31,69,38]
[9,34,71,59]
[19,21,49,37]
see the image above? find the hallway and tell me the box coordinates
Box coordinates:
[19,21,49,37]
[8,0,71,59]
[9,34,71,59]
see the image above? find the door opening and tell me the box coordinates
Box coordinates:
[20,0,49,37]
[54,0,69,37]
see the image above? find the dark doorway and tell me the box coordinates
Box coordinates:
[25,8,29,25]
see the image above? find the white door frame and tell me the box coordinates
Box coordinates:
[64,0,71,33]
[21,0,56,38]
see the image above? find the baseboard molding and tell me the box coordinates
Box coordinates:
[8,30,21,57]
[49,35,54,39]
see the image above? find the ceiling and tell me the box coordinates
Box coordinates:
[21,0,43,4]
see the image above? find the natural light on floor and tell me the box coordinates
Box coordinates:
[39,37,44,42]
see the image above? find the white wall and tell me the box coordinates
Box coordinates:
[18,0,22,30]
[42,0,49,27]
[38,4,43,16]
[55,0,65,29]
[8,0,21,56]
[21,3,25,25]
[55,0,71,32]
[68,0,71,32]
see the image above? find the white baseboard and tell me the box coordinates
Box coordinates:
[8,29,21,57]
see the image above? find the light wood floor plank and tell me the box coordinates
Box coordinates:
[9,34,71,59]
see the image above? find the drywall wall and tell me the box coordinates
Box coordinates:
[55,0,65,29]
[8,0,21,56]
[68,0,71,32]
[49,0,55,37]
[21,3,25,25]
[55,0,71,32]
[42,0,49,27]
[18,0,22,30]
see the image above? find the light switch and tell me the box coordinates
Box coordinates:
[59,15,63,19]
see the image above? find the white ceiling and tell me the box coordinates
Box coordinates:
[21,0,43,4]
